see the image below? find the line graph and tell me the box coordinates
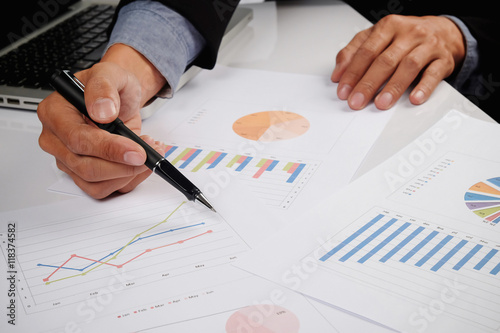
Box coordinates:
[11,195,250,313]
[37,202,215,284]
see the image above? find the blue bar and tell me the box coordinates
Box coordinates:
[339,218,397,262]
[286,163,305,183]
[179,149,202,169]
[320,214,384,262]
[415,235,453,267]
[164,146,178,158]
[431,239,468,272]
[474,249,499,270]
[358,222,411,263]
[207,153,227,169]
[380,226,425,263]
[453,244,483,271]
[400,231,439,263]
[490,262,500,275]
[266,160,279,171]
[235,156,253,172]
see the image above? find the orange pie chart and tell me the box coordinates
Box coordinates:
[233,111,310,142]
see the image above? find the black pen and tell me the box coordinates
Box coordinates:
[50,69,216,212]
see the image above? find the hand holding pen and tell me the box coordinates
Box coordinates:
[37,47,214,210]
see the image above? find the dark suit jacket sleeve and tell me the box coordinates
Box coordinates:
[110,0,240,70]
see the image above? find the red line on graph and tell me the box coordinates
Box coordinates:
[42,254,77,282]
[43,230,213,282]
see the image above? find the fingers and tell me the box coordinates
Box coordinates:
[38,92,146,167]
[36,61,164,199]
[81,63,142,126]
[42,130,165,199]
[332,15,464,111]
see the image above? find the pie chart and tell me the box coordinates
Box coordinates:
[233,111,310,142]
[225,304,300,333]
[464,177,500,224]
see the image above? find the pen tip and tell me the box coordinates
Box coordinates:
[195,193,216,213]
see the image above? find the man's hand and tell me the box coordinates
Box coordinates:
[331,15,466,110]
[37,44,167,199]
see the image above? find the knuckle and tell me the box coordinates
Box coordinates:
[376,51,399,69]
[357,42,379,61]
[388,80,407,95]
[66,126,86,154]
[356,80,378,95]
[401,53,422,71]
[73,157,101,182]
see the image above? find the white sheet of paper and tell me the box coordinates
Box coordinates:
[0,169,396,332]
[236,110,500,333]
[142,66,395,218]
[49,66,395,223]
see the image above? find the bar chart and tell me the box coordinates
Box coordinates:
[319,209,500,276]
[314,207,500,330]
[163,144,317,209]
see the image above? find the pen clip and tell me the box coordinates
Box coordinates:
[62,70,85,92]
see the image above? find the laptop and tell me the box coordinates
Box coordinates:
[0,0,253,115]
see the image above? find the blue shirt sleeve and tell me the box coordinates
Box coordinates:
[443,15,480,96]
[105,0,206,98]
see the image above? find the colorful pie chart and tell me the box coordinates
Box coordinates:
[233,111,310,142]
[464,177,500,224]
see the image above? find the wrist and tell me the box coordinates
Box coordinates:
[100,43,166,106]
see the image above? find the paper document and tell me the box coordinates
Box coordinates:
[141,66,395,218]
[236,110,500,333]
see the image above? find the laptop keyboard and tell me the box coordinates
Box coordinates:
[0,4,114,90]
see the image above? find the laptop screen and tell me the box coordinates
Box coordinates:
[0,0,79,50]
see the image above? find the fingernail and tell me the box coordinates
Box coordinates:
[412,90,426,104]
[349,92,365,109]
[123,151,144,166]
[377,92,393,109]
[338,84,352,100]
[92,98,117,121]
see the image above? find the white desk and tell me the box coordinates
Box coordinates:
[0,0,495,209]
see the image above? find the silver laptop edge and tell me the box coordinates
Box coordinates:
[0,5,253,114]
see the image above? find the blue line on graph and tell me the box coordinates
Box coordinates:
[339,218,397,262]
[358,222,411,263]
[319,214,384,262]
[400,231,439,263]
[379,226,425,263]
[37,222,205,271]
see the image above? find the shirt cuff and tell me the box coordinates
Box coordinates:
[442,15,480,95]
[105,0,206,98]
